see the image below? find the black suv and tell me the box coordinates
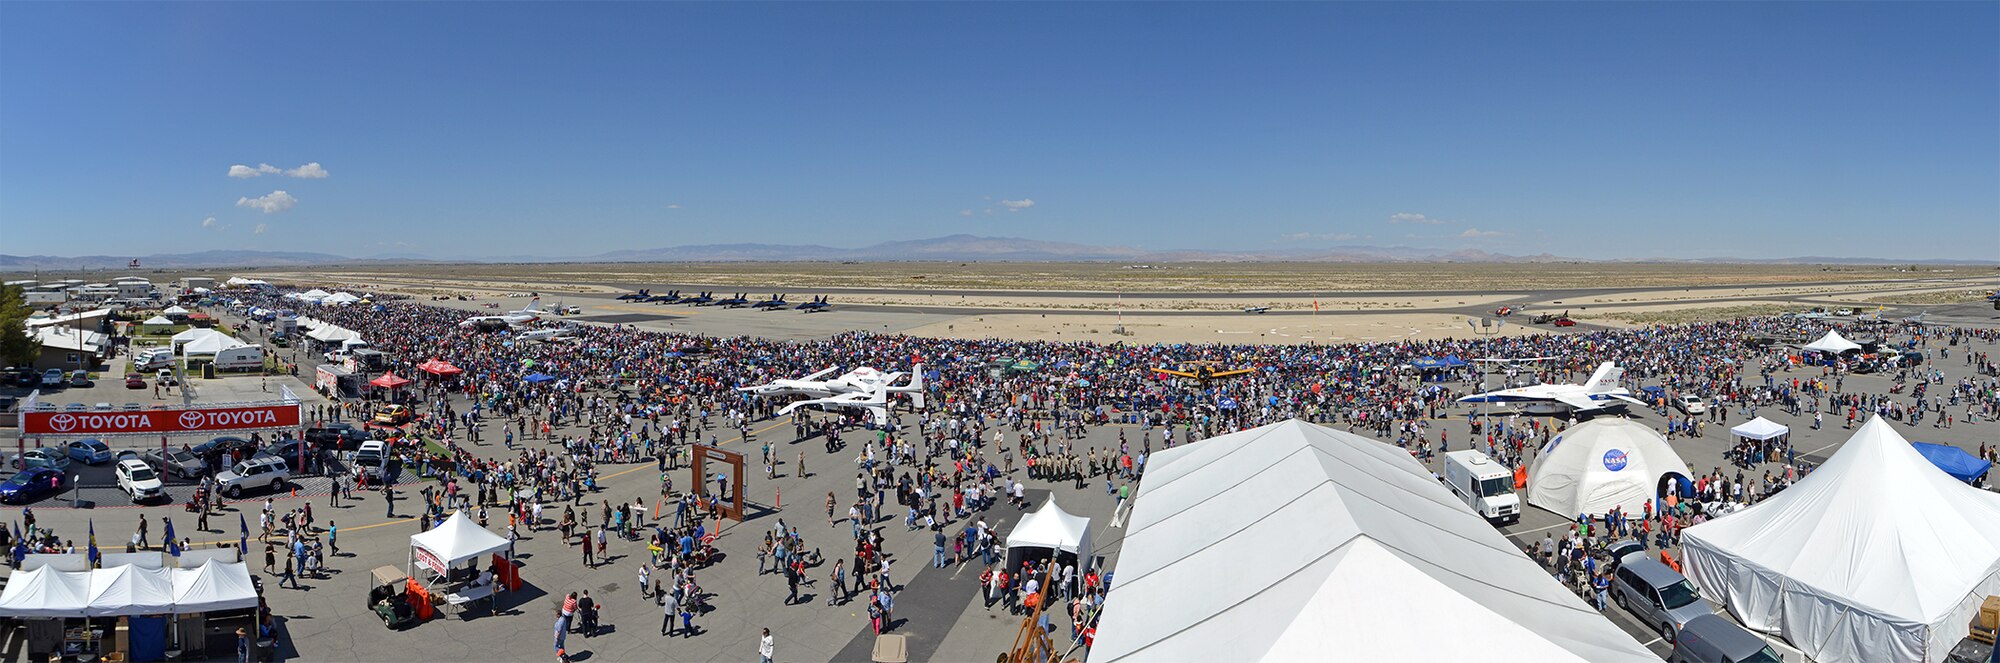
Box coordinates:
[304,424,372,449]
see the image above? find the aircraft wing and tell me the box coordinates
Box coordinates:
[802,366,839,381]
[1554,394,1603,411]
[1209,368,1256,378]
[1151,368,1197,379]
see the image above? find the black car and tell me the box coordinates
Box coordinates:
[190,436,259,467]
[304,424,372,449]
[260,438,319,468]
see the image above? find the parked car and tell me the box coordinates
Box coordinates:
[259,438,314,465]
[1553,316,1577,327]
[1674,394,1708,415]
[90,403,112,412]
[214,455,292,498]
[190,436,258,467]
[157,369,178,386]
[143,447,206,480]
[1669,614,1782,663]
[65,438,113,465]
[116,458,166,503]
[11,447,72,472]
[0,467,65,503]
[1613,558,1714,644]
[64,403,87,412]
[125,373,146,389]
[69,371,93,387]
[304,424,372,449]
[372,405,414,426]
[41,368,67,388]
[352,440,390,485]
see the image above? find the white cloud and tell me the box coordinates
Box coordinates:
[253,223,268,235]
[229,162,328,178]
[665,204,681,210]
[1389,212,1442,225]
[236,190,298,213]
[1459,228,1504,238]
[958,209,973,217]
[983,208,994,215]
[229,163,281,178]
[284,162,329,178]
[999,198,1035,211]
[201,217,218,229]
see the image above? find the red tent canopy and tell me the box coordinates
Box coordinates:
[417,359,463,376]
[370,372,414,389]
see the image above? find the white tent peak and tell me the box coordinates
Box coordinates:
[1803,329,1862,354]
[1681,416,2000,662]
[1087,419,1655,663]
[410,511,511,566]
[1729,416,1789,441]
[1014,499,1091,553]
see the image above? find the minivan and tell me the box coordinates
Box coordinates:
[1613,558,1714,644]
[1670,614,1783,663]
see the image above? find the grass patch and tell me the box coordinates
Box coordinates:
[1580,304,1797,325]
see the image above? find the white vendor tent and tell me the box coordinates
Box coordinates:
[1526,417,1692,519]
[1006,499,1094,591]
[180,332,248,356]
[85,565,177,616]
[170,560,261,613]
[170,327,223,346]
[139,315,176,333]
[1086,419,1657,663]
[1681,416,2000,663]
[0,565,92,617]
[160,305,190,318]
[1730,417,1789,442]
[307,325,360,343]
[1803,329,1862,354]
[321,292,361,305]
[409,511,511,580]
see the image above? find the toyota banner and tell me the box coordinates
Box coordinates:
[20,404,302,436]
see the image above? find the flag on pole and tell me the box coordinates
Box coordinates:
[87,519,100,565]
[238,512,249,555]
[164,518,181,557]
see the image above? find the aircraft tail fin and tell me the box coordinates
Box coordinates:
[523,297,540,313]
[901,363,926,409]
[1583,362,1623,394]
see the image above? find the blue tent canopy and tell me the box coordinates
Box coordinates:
[1911,442,1991,483]
[524,372,558,384]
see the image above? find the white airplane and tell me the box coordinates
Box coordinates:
[775,388,895,426]
[1243,306,1270,314]
[1455,362,1646,415]
[517,325,575,342]
[460,298,543,329]
[738,365,927,408]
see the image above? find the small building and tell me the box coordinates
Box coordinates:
[180,277,217,291]
[115,280,155,300]
[29,325,109,371]
[23,308,113,333]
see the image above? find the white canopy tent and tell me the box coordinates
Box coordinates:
[306,325,360,343]
[170,560,261,613]
[321,292,361,305]
[1730,417,1789,442]
[85,565,177,616]
[1005,499,1094,592]
[0,565,92,617]
[1086,420,1657,663]
[409,511,511,580]
[1526,417,1692,519]
[1682,416,2000,663]
[1803,329,1863,354]
[170,327,223,345]
[160,305,190,317]
[180,333,249,356]
[139,315,175,332]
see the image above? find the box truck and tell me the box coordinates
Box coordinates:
[1443,450,1520,525]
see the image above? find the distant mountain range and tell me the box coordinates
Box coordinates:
[1,235,1992,270]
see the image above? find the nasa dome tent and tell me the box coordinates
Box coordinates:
[1525,418,1692,519]
[1681,417,2000,663]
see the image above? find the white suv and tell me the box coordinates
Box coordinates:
[215,456,292,498]
[116,458,166,503]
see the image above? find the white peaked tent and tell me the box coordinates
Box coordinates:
[1803,329,1863,354]
[1526,418,1692,519]
[320,292,361,305]
[1006,499,1094,587]
[1086,420,1657,663]
[307,325,359,343]
[170,560,260,613]
[409,511,511,579]
[1682,416,2000,663]
[141,315,174,326]
[85,565,177,616]
[0,565,92,617]
[170,327,223,345]
[180,333,248,356]
[161,305,190,317]
[1730,417,1790,442]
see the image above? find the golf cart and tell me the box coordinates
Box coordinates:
[370,566,419,629]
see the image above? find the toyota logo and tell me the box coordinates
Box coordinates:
[180,411,206,430]
[48,414,77,432]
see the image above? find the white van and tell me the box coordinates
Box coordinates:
[1443,450,1521,524]
[133,348,176,371]
[212,345,266,371]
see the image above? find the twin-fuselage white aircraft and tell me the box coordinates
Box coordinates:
[1456,362,1645,415]
[460,298,543,329]
[738,365,927,425]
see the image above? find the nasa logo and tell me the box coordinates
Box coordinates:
[1603,449,1629,472]
[49,414,77,432]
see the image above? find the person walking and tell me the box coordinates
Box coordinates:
[759,628,775,663]
[383,485,396,518]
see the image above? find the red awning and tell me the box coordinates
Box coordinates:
[417,359,463,376]
[370,372,414,389]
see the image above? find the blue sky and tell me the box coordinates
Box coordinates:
[2,2,1994,260]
